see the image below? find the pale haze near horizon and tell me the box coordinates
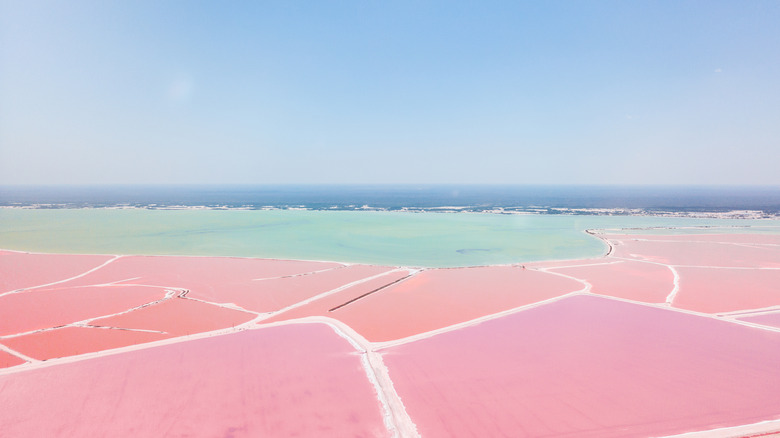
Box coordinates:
[1,1,778,186]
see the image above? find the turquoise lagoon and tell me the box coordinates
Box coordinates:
[0,208,777,267]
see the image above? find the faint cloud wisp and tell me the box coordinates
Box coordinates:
[166,76,194,103]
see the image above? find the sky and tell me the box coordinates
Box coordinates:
[1,1,779,185]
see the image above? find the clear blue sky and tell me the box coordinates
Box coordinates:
[1,1,779,185]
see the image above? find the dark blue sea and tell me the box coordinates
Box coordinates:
[1,185,779,214]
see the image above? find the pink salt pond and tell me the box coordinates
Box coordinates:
[674,267,780,313]
[0,349,26,368]
[606,233,780,245]
[738,311,780,330]
[2,326,168,360]
[262,269,413,324]
[0,251,393,364]
[0,324,389,438]
[2,231,780,436]
[186,263,394,313]
[0,250,112,293]
[0,285,165,336]
[52,254,343,290]
[547,259,674,303]
[609,235,780,268]
[91,297,256,336]
[324,266,583,342]
[48,254,393,314]
[382,294,780,438]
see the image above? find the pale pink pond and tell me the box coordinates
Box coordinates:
[0,285,165,336]
[262,269,411,324]
[0,349,26,368]
[92,297,256,336]
[331,266,583,342]
[674,267,780,313]
[186,264,393,313]
[383,295,780,437]
[739,311,780,330]
[610,236,780,268]
[551,260,673,303]
[0,324,389,438]
[54,255,343,290]
[0,251,112,293]
[47,254,392,313]
[2,326,168,360]
[609,233,780,245]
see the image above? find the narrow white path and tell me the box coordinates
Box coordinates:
[0,313,422,438]
[0,324,253,377]
[79,324,167,334]
[254,268,413,323]
[665,265,681,304]
[672,265,780,270]
[628,238,780,247]
[0,288,176,340]
[328,269,422,312]
[0,255,123,297]
[657,418,780,438]
[252,264,347,281]
[718,306,780,317]
[259,317,421,438]
[539,260,623,269]
[373,290,587,351]
[591,293,780,334]
[535,267,593,293]
[3,231,779,437]
[0,343,38,363]
[178,294,262,315]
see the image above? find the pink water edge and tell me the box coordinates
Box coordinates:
[739,311,780,330]
[0,285,165,336]
[327,266,583,342]
[383,295,780,438]
[674,267,780,313]
[609,236,780,268]
[0,324,389,438]
[0,251,112,292]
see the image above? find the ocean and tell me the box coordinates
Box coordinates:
[2,184,780,213]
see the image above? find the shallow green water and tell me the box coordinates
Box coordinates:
[0,209,777,267]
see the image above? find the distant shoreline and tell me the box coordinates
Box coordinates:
[1,204,777,219]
